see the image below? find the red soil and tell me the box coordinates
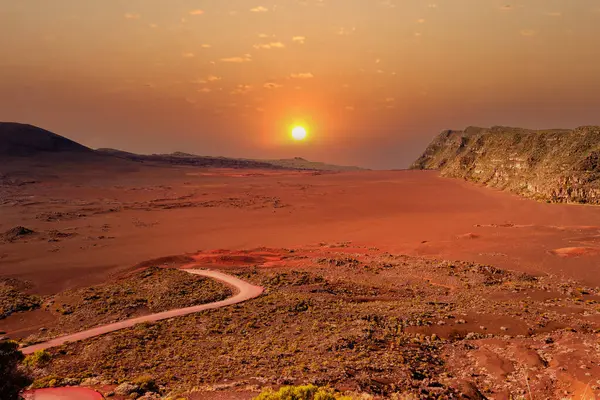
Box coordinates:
[23,387,103,399]
[2,167,600,294]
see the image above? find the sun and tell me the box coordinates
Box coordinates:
[291,126,307,141]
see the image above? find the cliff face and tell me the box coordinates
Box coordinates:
[411,126,600,204]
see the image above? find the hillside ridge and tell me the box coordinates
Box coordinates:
[0,122,93,156]
[411,125,600,204]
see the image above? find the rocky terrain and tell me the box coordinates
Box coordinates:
[16,247,600,399]
[412,125,600,204]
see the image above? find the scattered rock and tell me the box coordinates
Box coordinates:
[114,382,140,396]
[1,226,35,242]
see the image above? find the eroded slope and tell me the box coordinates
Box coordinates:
[412,126,600,203]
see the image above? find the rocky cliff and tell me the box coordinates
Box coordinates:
[411,126,600,204]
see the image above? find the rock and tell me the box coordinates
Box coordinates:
[138,393,161,400]
[80,377,102,387]
[115,382,140,396]
[411,125,600,204]
[450,379,487,400]
[1,226,35,242]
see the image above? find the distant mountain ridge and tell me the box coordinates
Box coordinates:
[97,148,364,171]
[0,122,93,156]
[412,125,600,204]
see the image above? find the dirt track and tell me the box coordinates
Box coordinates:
[20,269,264,354]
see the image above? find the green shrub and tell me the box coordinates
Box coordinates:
[253,384,354,400]
[23,350,51,368]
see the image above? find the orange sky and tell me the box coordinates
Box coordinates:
[1,1,600,168]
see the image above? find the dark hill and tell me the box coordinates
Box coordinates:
[411,125,600,204]
[0,122,93,156]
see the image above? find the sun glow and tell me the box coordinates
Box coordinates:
[291,126,307,141]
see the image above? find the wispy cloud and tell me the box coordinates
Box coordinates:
[253,42,285,49]
[251,6,269,12]
[231,85,253,95]
[189,9,204,15]
[124,13,141,20]
[264,82,283,89]
[292,36,306,44]
[291,73,314,79]
[182,52,195,58]
[221,55,252,63]
[520,29,537,36]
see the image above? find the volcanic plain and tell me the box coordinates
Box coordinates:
[2,127,600,399]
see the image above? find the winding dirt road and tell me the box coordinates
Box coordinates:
[21,269,264,355]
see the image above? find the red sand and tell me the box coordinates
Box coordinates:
[23,387,103,399]
[2,168,600,294]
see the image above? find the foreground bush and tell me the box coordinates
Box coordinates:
[23,350,51,368]
[0,341,32,400]
[254,384,354,400]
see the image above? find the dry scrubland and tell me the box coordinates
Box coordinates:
[6,247,600,399]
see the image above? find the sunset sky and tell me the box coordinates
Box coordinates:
[1,1,600,168]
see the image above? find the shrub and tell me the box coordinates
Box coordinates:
[253,384,354,400]
[23,350,51,368]
[0,340,32,400]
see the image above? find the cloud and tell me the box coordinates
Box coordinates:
[205,75,221,82]
[385,97,395,102]
[149,23,158,29]
[417,18,425,23]
[253,42,285,49]
[182,52,195,58]
[220,55,252,63]
[189,9,204,15]
[251,6,269,12]
[124,13,141,20]
[292,36,306,44]
[201,44,212,48]
[336,27,356,35]
[258,33,270,38]
[520,29,537,36]
[345,106,355,111]
[264,82,283,89]
[290,72,314,79]
[198,88,211,93]
[546,11,562,17]
[231,85,253,95]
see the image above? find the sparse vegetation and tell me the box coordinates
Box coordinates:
[254,384,354,400]
[21,249,600,398]
[23,266,232,342]
[0,279,42,319]
[23,350,51,368]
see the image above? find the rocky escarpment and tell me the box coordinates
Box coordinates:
[411,126,600,204]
